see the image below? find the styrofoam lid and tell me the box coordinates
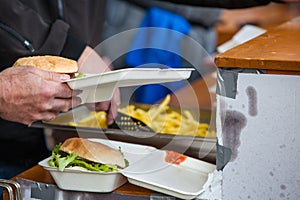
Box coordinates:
[217,25,266,53]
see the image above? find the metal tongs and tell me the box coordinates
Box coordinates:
[109,111,154,132]
[0,179,22,200]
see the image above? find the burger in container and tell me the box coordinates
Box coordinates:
[39,137,156,192]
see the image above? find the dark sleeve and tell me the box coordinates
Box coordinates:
[60,34,86,61]
[156,0,271,8]
[0,0,85,67]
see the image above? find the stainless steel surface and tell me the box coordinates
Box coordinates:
[17,178,167,200]
[0,179,22,200]
[32,105,217,164]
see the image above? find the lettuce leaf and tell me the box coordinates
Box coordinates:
[74,72,86,78]
[48,143,77,171]
[48,143,121,172]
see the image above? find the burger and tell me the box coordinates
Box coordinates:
[48,137,128,172]
[12,55,79,78]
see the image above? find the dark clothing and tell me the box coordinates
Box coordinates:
[160,0,271,8]
[0,0,106,180]
[0,0,106,69]
[128,0,222,28]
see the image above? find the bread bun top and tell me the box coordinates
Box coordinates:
[59,137,126,168]
[13,55,78,73]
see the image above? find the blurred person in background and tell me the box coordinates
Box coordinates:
[101,0,222,104]
[101,0,299,104]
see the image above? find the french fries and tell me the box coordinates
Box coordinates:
[119,95,216,138]
[68,95,216,138]
[69,111,107,129]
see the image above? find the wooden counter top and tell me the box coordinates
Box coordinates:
[215,16,300,74]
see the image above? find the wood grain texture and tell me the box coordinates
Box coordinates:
[215,17,300,72]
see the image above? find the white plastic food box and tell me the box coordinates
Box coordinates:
[64,68,194,103]
[39,138,215,199]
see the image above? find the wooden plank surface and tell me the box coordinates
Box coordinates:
[215,16,300,72]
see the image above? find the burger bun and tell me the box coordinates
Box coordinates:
[13,55,78,74]
[59,137,126,168]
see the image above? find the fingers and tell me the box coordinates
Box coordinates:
[1,66,83,125]
[28,66,78,98]
[53,83,82,99]
[106,104,116,125]
[25,111,60,125]
[90,101,114,125]
[23,96,81,125]
[85,88,120,125]
[93,101,111,111]
[33,68,83,111]
[35,111,59,122]
[50,97,82,113]
[30,66,71,82]
[92,88,120,125]
[30,61,121,126]
[107,89,121,125]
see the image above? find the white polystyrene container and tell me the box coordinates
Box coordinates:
[39,139,156,192]
[64,68,194,103]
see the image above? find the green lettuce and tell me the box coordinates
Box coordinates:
[74,72,86,78]
[48,143,124,172]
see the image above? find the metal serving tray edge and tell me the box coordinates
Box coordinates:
[31,105,217,164]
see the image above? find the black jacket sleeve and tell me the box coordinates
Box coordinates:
[0,0,85,68]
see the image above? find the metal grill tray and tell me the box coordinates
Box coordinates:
[31,105,216,164]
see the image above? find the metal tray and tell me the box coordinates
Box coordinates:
[31,105,216,164]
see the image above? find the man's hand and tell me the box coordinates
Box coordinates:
[0,66,81,125]
[78,46,121,125]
